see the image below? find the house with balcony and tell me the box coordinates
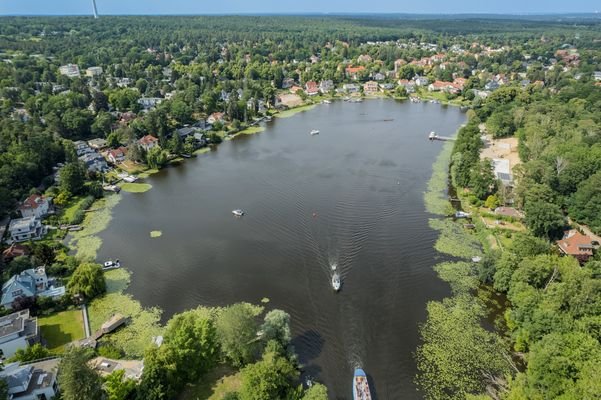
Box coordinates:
[8,217,46,243]
[0,358,60,400]
[363,81,379,94]
[18,195,50,219]
[138,135,159,152]
[319,80,334,94]
[0,309,39,359]
[1,267,65,309]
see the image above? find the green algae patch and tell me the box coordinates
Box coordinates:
[194,147,211,155]
[137,168,160,179]
[429,218,483,259]
[424,141,456,216]
[120,182,152,193]
[239,126,265,135]
[150,230,162,238]
[89,268,163,358]
[68,194,121,260]
[261,297,270,304]
[276,104,316,118]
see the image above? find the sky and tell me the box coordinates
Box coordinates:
[0,0,599,16]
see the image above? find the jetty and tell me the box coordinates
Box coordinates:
[428,132,455,141]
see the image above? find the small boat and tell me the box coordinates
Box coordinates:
[232,209,245,217]
[353,368,372,400]
[102,184,121,193]
[429,131,437,140]
[310,129,320,136]
[103,259,121,270]
[455,211,471,218]
[265,116,273,122]
[332,273,341,292]
[322,99,332,104]
[331,263,337,271]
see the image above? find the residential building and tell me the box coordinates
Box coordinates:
[345,66,366,80]
[137,97,162,110]
[373,72,386,81]
[304,81,319,96]
[363,81,379,94]
[379,83,395,91]
[87,138,108,150]
[557,230,599,264]
[594,71,601,81]
[414,76,429,87]
[319,80,334,93]
[357,54,373,63]
[0,310,39,359]
[485,80,500,91]
[1,267,65,309]
[8,217,46,243]
[18,195,50,219]
[175,127,195,140]
[106,147,127,164]
[342,83,360,93]
[281,78,295,89]
[85,66,103,77]
[0,358,60,400]
[207,112,225,125]
[1,244,29,263]
[492,158,513,186]
[58,64,80,78]
[394,59,406,75]
[138,135,159,152]
[115,77,132,88]
[73,140,94,157]
[397,79,416,93]
[79,153,109,173]
[89,357,144,381]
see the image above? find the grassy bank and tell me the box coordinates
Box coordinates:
[179,365,242,400]
[68,193,121,260]
[120,182,152,193]
[88,268,163,357]
[275,104,316,118]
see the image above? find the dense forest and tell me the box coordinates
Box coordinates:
[0,14,600,400]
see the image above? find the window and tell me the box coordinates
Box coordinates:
[12,290,23,297]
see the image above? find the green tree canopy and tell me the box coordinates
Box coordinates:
[67,262,106,300]
[58,348,103,400]
[216,303,262,367]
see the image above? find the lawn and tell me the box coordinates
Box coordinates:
[61,196,85,222]
[39,309,85,353]
[179,365,242,400]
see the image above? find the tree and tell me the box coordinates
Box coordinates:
[105,369,137,400]
[216,303,262,366]
[145,146,168,169]
[163,308,219,382]
[484,194,500,210]
[136,346,178,400]
[59,162,86,196]
[58,348,103,400]
[9,343,50,362]
[238,342,299,400]
[524,200,564,239]
[260,309,291,349]
[470,159,497,200]
[32,242,56,266]
[167,134,183,155]
[91,111,113,136]
[569,171,601,235]
[67,262,106,300]
[302,383,329,400]
[93,91,109,112]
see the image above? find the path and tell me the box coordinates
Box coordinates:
[82,304,91,338]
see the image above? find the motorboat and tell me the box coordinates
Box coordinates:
[103,259,121,270]
[310,129,320,135]
[353,368,372,400]
[331,263,337,271]
[232,209,245,217]
[322,99,332,104]
[429,131,437,140]
[332,273,341,291]
[455,211,471,218]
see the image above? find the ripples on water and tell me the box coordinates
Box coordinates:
[99,99,466,399]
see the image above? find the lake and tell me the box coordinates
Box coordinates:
[98,99,466,399]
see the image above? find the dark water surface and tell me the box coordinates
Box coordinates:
[98,99,466,399]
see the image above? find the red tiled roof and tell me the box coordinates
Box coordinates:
[557,230,595,257]
[139,135,158,145]
[345,66,366,74]
[2,244,29,260]
[19,194,46,211]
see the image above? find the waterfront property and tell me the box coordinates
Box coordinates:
[8,216,46,243]
[19,194,51,219]
[0,309,39,359]
[0,358,60,400]
[138,135,159,152]
[1,267,65,309]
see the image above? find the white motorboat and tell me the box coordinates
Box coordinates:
[331,263,337,271]
[455,211,471,218]
[322,99,332,104]
[310,129,320,136]
[332,273,341,291]
[103,259,121,270]
[232,209,245,217]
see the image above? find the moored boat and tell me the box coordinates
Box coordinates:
[455,211,471,218]
[310,129,320,135]
[332,273,341,291]
[353,368,372,400]
[103,259,121,270]
[232,209,245,217]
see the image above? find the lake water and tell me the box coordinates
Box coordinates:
[98,99,466,399]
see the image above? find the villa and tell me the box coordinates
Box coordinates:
[0,359,60,400]
[0,309,39,359]
[557,230,599,264]
[138,135,159,152]
[8,217,46,243]
[18,194,51,219]
[363,81,379,94]
[1,267,66,309]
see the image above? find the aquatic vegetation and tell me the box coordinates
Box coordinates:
[429,218,482,259]
[88,269,163,357]
[150,230,163,238]
[261,297,270,304]
[194,147,212,155]
[433,262,479,295]
[424,141,456,216]
[137,168,160,179]
[276,104,316,118]
[68,194,121,260]
[120,182,152,193]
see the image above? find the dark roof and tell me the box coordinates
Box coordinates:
[176,127,195,137]
[0,309,29,339]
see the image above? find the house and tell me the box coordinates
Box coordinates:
[1,267,65,309]
[73,140,94,157]
[79,153,109,173]
[207,112,225,125]
[0,358,60,400]
[394,59,407,75]
[345,66,366,80]
[138,135,159,152]
[373,72,386,81]
[342,83,360,93]
[58,64,80,78]
[397,79,416,93]
[0,310,39,359]
[281,78,295,89]
[137,97,162,110]
[485,80,500,91]
[492,158,513,186]
[87,138,108,150]
[357,54,373,63]
[85,66,103,77]
[89,357,144,381]
[557,230,598,264]
[414,76,429,87]
[175,127,195,140]
[19,195,50,219]
[289,85,303,94]
[428,80,452,92]
[115,77,132,88]
[363,81,379,94]
[106,147,127,164]
[2,244,29,263]
[8,217,46,243]
[593,71,601,81]
[304,81,319,96]
[453,78,467,91]
[379,83,395,91]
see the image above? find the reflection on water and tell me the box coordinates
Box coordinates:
[99,99,466,399]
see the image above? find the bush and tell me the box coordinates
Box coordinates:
[70,210,85,225]
[97,344,124,359]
